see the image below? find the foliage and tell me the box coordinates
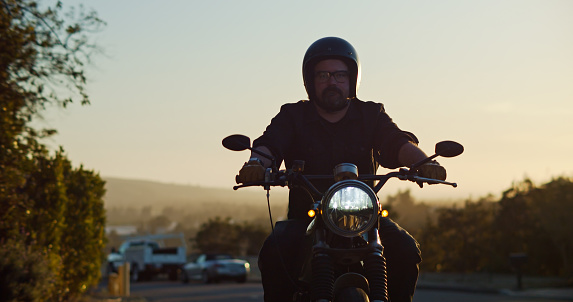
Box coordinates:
[138,215,174,234]
[417,177,573,277]
[240,221,270,255]
[1,0,104,111]
[0,239,56,302]
[193,217,269,256]
[384,189,433,234]
[1,0,106,300]
[494,177,573,276]
[534,177,573,276]
[2,148,107,301]
[418,197,497,272]
[194,217,241,255]
[60,163,106,297]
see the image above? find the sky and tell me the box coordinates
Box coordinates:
[39,0,573,202]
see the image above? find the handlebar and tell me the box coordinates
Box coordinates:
[233,167,457,193]
[223,135,463,194]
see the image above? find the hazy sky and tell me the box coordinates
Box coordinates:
[39,0,572,202]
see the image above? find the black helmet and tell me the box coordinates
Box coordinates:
[302,37,361,100]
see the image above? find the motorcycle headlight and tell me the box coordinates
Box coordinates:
[321,180,379,238]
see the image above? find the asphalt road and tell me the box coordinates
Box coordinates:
[130,281,263,301]
[125,280,571,302]
[414,289,569,302]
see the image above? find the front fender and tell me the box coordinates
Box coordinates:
[333,272,369,297]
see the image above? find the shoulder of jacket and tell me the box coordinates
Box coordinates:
[279,100,310,111]
[354,99,386,113]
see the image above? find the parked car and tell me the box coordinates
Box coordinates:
[181,253,250,284]
[107,233,187,282]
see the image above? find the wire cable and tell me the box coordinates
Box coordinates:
[266,188,300,292]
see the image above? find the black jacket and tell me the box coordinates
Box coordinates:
[253,98,418,218]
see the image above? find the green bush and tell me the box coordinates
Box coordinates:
[417,177,573,277]
[193,217,269,256]
[1,0,106,300]
[0,239,57,302]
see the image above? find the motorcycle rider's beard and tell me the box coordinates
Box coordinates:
[315,86,350,113]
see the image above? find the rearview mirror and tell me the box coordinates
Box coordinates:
[222,135,251,151]
[435,141,464,158]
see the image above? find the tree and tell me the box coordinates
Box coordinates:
[384,189,433,235]
[141,215,174,234]
[417,177,573,277]
[533,177,573,276]
[238,221,269,256]
[0,239,57,302]
[60,162,106,297]
[417,197,497,272]
[501,177,573,276]
[494,179,561,275]
[1,0,103,239]
[1,0,106,300]
[194,217,242,255]
[193,217,269,256]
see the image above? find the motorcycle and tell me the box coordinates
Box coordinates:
[222,134,463,302]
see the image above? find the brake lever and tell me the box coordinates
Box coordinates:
[413,176,457,188]
[396,168,457,188]
[233,171,288,190]
[233,182,266,190]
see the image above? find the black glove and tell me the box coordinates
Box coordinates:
[236,158,265,184]
[417,160,447,181]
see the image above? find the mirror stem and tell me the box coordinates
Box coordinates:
[409,153,439,170]
[250,148,275,162]
[249,147,279,173]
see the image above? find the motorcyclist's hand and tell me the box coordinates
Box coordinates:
[417,161,447,181]
[236,159,265,184]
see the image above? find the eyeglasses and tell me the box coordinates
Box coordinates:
[315,71,349,83]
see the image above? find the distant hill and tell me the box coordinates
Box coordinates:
[102,177,289,210]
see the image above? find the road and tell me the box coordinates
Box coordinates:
[130,281,263,302]
[126,280,570,302]
[414,289,568,302]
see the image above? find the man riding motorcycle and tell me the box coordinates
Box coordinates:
[236,36,446,302]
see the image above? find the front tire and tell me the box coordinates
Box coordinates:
[334,287,369,302]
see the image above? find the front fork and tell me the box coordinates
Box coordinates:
[310,227,389,302]
[310,229,335,302]
[363,227,389,302]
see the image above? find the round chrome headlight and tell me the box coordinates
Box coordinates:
[321,180,379,237]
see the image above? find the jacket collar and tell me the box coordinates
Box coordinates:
[303,98,361,125]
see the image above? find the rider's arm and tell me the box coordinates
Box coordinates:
[398,141,447,180]
[251,102,304,168]
[369,102,421,169]
[249,146,273,168]
[397,141,428,167]
[236,146,273,184]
